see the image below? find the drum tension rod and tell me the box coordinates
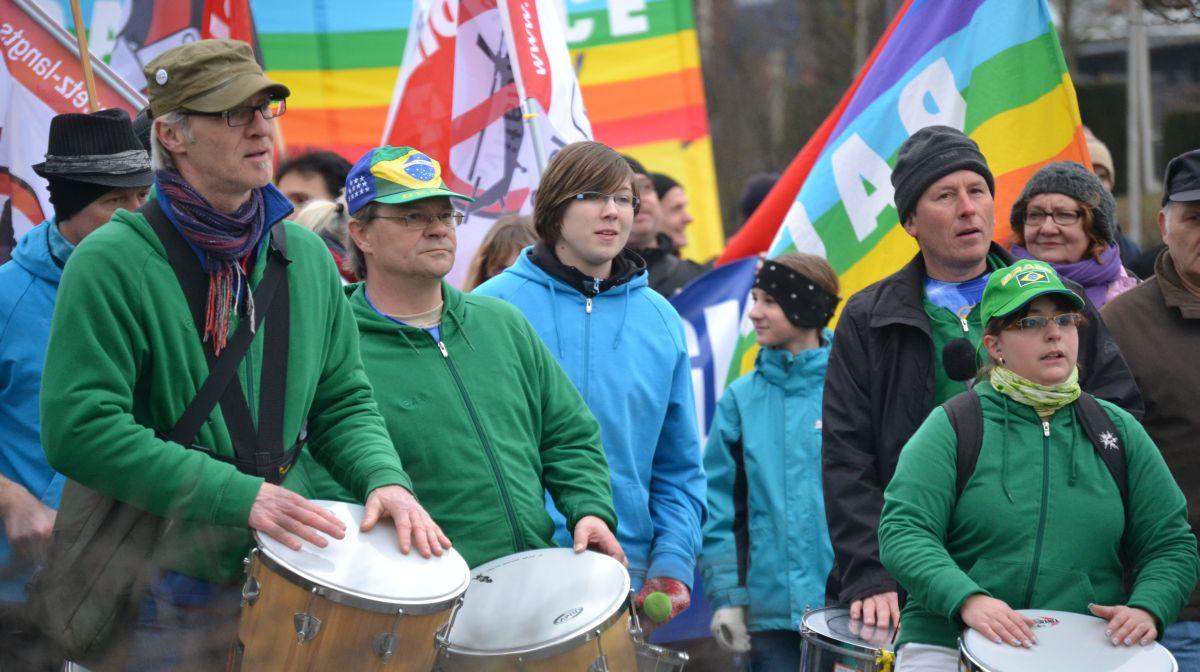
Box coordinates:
[373,608,405,662]
[587,628,609,672]
[294,587,322,643]
[241,549,261,606]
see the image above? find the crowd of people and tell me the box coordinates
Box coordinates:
[0,36,1198,672]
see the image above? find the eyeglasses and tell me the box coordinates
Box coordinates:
[574,191,641,213]
[1005,312,1084,332]
[1025,209,1083,226]
[372,212,466,230]
[185,98,287,127]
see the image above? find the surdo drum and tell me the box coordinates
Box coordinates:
[958,609,1177,672]
[233,500,470,671]
[800,607,897,672]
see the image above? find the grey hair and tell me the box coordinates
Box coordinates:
[150,111,193,172]
[345,202,380,280]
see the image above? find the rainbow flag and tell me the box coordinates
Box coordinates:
[709,0,1090,378]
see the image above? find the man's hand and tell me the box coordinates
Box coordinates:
[850,590,900,630]
[1089,603,1158,647]
[572,515,625,565]
[961,594,1036,648]
[0,479,56,563]
[248,482,346,551]
[361,485,451,558]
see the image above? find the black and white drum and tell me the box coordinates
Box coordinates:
[800,607,897,672]
[959,609,1177,671]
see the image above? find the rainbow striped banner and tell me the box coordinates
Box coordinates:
[712,0,1090,378]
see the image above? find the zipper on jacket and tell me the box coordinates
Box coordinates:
[583,299,593,399]
[1023,420,1052,606]
[586,297,593,314]
[959,316,970,334]
[437,339,525,552]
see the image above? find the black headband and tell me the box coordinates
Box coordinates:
[753,261,839,328]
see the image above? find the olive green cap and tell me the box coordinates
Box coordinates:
[143,39,290,118]
[980,260,1084,328]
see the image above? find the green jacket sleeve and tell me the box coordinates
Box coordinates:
[699,390,750,610]
[1117,409,1200,628]
[879,407,988,621]
[302,248,411,499]
[526,318,617,533]
[41,243,262,526]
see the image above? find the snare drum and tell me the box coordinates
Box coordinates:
[958,609,1177,671]
[233,500,470,671]
[800,607,896,672]
[436,548,639,671]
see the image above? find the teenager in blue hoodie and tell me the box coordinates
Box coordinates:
[475,141,706,626]
[701,253,840,671]
[0,109,151,670]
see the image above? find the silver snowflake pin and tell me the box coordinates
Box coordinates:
[1099,430,1120,451]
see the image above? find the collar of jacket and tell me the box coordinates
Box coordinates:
[528,240,647,297]
[1154,249,1200,319]
[869,242,1015,332]
[756,329,833,391]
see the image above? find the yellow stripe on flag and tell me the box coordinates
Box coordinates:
[621,136,724,263]
[573,32,701,87]
[971,75,1081,176]
[835,224,920,323]
[267,67,399,110]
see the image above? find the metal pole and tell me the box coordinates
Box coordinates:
[68,0,100,112]
[522,98,548,175]
[1138,18,1158,192]
[1125,0,1143,242]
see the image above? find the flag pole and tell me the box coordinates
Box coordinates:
[495,1,548,175]
[69,0,100,112]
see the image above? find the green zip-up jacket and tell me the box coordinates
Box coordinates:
[307,282,617,568]
[879,382,1198,649]
[40,209,410,584]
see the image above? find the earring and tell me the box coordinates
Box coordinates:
[999,356,1006,365]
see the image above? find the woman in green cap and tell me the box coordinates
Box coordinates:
[878,259,1198,671]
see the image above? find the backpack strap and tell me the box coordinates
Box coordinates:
[142,198,300,484]
[943,389,983,500]
[1073,391,1130,514]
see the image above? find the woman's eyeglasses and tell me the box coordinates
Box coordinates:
[1006,312,1083,331]
[574,191,641,214]
[1024,209,1083,226]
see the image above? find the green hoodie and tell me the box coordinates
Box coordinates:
[40,210,410,584]
[306,282,617,568]
[880,382,1198,649]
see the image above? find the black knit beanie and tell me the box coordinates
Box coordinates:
[1010,161,1117,245]
[47,177,115,223]
[891,125,994,223]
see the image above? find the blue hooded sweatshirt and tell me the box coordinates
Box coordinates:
[701,335,835,632]
[475,247,707,589]
[0,219,69,601]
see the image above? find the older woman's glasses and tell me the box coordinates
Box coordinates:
[1025,209,1083,226]
[574,191,641,213]
[1006,313,1084,331]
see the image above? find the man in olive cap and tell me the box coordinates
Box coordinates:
[40,39,447,670]
[0,108,150,672]
[821,125,1142,632]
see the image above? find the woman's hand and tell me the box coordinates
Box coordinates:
[1089,603,1158,646]
[960,594,1037,648]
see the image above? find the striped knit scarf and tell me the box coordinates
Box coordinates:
[157,170,266,355]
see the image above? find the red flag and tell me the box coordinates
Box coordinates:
[201,0,255,44]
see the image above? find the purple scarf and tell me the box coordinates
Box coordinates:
[1011,243,1123,307]
[157,170,266,355]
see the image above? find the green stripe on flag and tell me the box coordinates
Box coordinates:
[963,31,1063,135]
[258,30,409,70]
[565,1,695,50]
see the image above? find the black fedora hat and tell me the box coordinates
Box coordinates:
[32,108,153,188]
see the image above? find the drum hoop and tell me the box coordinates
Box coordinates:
[253,545,469,615]
[799,626,885,662]
[957,636,988,671]
[436,600,629,661]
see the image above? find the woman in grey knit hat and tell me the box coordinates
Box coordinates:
[1009,161,1136,308]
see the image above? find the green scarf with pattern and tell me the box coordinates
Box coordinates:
[989,365,1080,416]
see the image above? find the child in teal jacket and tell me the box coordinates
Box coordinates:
[701,253,841,671]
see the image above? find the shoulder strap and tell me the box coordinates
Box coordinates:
[142,199,297,483]
[1073,392,1130,513]
[944,389,984,500]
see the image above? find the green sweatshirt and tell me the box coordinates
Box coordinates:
[923,253,1005,405]
[40,210,410,584]
[306,282,617,568]
[880,382,1198,649]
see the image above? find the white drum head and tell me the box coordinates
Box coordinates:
[961,609,1177,671]
[255,500,470,607]
[445,548,630,656]
[803,606,896,652]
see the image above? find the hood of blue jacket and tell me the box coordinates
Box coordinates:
[10,219,62,284]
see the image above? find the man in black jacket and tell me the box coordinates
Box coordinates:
[822,126,1143,631]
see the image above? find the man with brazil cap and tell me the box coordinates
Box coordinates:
[38,39,447,670]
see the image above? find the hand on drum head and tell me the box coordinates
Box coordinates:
[361,485,452,558]
[850,590,900,630]
[1088,603,1158,646]
[248,483,347,551]
[572,515,626,565]
[847,612,895,646]
[960,594,1037,648]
